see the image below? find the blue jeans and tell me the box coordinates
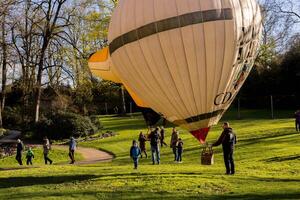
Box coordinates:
[151,145,160,164]
[44,153,53,164]
[223,149,235,174]
[176,149,182,162]
[172,147,177,161]
[26,156,33,165]
[16,152,22,165]
[133,157,139,169]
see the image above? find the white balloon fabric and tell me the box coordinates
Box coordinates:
[92,0,262,143]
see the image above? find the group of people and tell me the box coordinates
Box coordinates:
[15,136,77,166]
[15,137,52,166]
[130,126,184,169]
[130,123,237,175]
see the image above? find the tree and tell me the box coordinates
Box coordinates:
[259,0,300,50]
[255,0,299,72]
[279,35,300,96]
[0,0,16,127]
[10,0,73,122]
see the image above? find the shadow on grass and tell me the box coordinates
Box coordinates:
[262,154,300,162]
[0,171,208,189]
[0,191,198,200]
[1,190,300,200]
[236,131,298,147]
[210,192,300,200]
[0,175,97,189]
[234,176,300,183]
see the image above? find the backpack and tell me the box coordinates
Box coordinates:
[226,131,235,144]
[150,131,159,146]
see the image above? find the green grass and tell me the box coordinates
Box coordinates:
[0,109,300,200]
[0,147,83,168]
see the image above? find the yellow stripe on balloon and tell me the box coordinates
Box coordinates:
[89,47,109,62]
[123,83,147,108]
[88,47,122,83]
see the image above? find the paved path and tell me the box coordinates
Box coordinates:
[0,130,21,144]
[52,145,113,165]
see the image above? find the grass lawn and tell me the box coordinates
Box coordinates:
[0,147,84,168]
[0,109,299,200]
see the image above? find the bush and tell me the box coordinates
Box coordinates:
[2,106,23,129]
[35,112,97,140]
[0,129,7,138]
[90,115,103,131]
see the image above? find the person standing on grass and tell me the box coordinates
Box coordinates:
[170,128,179,161]
[160,126,168,147]
[43,137,53,165]
[69,137,77,164]
[16,139,24,165]
[148,127,160,165]
[130,140,141,169]
[138,132,148,158]
[212,122,237,175]
[176,138,183,163]
[295,110,300,132]
[26,147,34,165]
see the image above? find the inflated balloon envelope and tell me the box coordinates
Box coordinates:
[88,0,263,143]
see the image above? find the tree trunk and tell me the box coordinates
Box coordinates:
[0,101,2,128]
[1,40,7,111]
[0,14,7,127]
[121,85,126,114]
[34,66,43,123]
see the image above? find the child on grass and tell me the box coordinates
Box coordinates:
[26,147,34,165]
[130,140,141,169]
[138,132,148,158]
[176,138,183,163]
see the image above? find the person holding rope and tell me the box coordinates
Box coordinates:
[212,122,237,175]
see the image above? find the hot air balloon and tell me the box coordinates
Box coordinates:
[89,0,262,143]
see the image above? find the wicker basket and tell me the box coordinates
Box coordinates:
[201,146,214,165]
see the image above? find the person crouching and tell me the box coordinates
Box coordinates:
[130,140,141,169]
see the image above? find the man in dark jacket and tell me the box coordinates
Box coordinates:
[148,128,160,165]
[16,139,23,165]
[212,122,237,175]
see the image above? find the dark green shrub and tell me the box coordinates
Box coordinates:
[35,112,97,140]
[2,106,23,129]
[0,129,6,138]
[89,115,103,131]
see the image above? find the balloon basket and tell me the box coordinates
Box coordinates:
[201,146,214,165]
